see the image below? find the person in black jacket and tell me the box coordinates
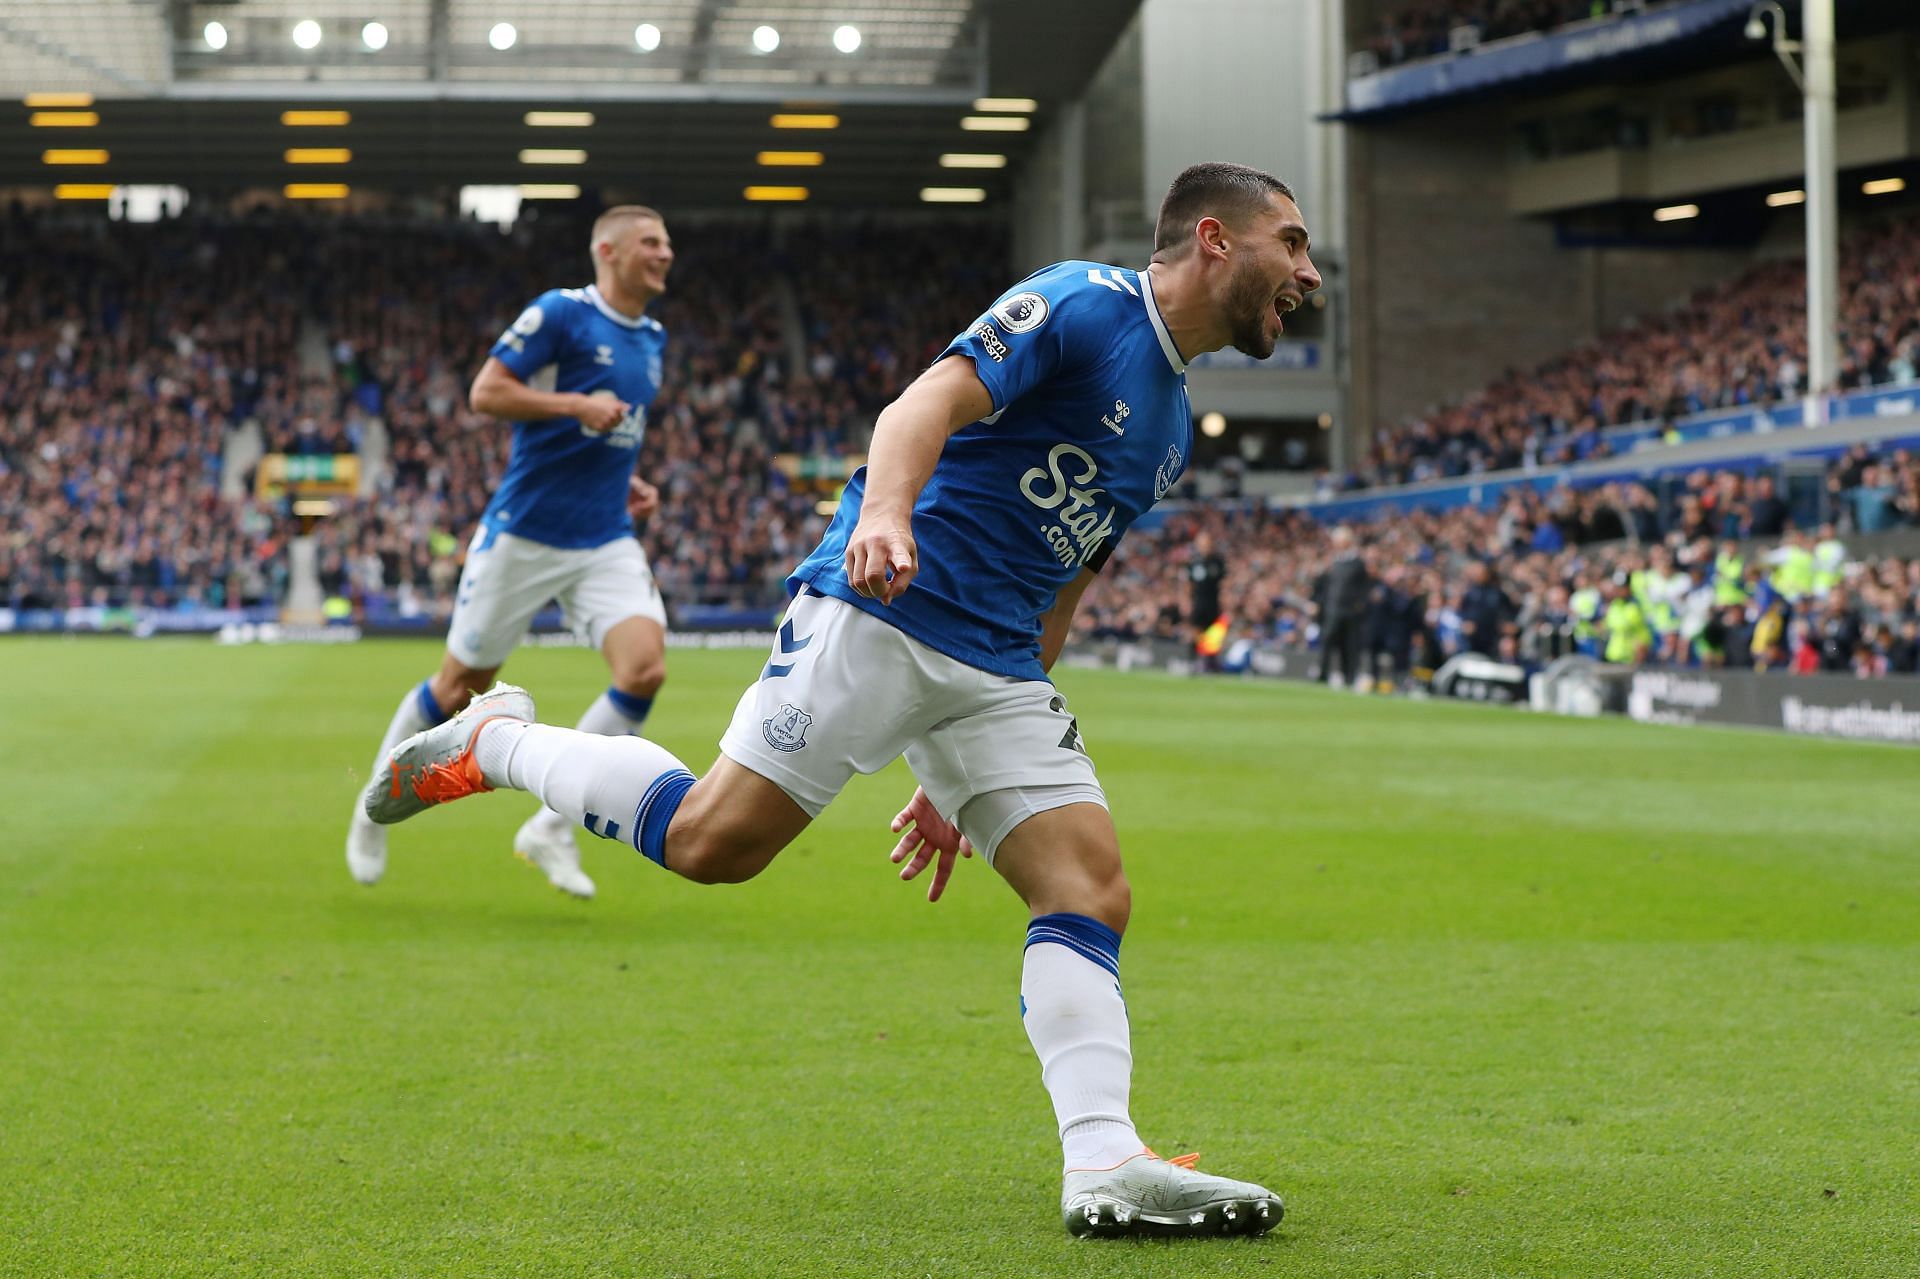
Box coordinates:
[1313,526,1372,686]
[1187,530,1228,668]
[1459,559,1514,656]
[1365,562,1421,689]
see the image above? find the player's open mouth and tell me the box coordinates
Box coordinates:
[1272,292,1298,332]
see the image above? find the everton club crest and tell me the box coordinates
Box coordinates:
[763,703,812,752]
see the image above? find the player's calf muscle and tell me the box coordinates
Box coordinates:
[661,813,780,884]
[660,764,810,884]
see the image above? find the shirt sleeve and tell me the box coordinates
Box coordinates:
[489,291,569,380]
[937,271,1100,416]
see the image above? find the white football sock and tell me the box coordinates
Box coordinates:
[477,722,693,862]
[576,689,651,737]
[526,691,655,832]
[1022,916,1142,1172]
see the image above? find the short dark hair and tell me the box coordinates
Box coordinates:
[1152,162,1295,256]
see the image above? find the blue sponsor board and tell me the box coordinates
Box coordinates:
[1830,384,1920,422]
[1301,412,1920,525]
[1338,0,1750,118]
[1300,383,1920,523]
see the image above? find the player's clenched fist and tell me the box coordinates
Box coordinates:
[572,392,631,433]
[626,476,660,521]
[844,514,917,605]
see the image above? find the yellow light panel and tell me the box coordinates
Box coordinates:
[284,183,350,199]
[921,187,987,203]
[770,113,838,129]
[54,184,115,199]
[525,111,595,127]
[42,149,109,165]
[285,148,352,164]
[744,185,809,202]
[25,92,94,108]
[519,149,587,164]
[939,153,1006,169]
[30,112,100,127]
[972,97,1036,113]
[1652,203,1699,222]
[960,116,1029,132]
[1863,177,1907,196]
[757,151,824,166]
[519,184,581,198]
[1765,190,1805,207]
[282,110,351,126]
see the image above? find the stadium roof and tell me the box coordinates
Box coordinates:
[1,0,1139,205]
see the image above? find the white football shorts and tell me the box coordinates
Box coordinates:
[719,589,1107,861]
[446,526,666,669]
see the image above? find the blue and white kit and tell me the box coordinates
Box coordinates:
[722,262,1195,855]
[448,284,670,668]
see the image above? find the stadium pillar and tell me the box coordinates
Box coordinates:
[1802,0,1838,412]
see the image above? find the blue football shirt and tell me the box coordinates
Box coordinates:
[791,261,1194,681]
[480,284,668,549]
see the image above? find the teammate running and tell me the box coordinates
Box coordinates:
[344,205,674,899]
[364,163,1320,1237]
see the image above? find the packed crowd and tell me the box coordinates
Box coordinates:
[0,208,996,618]
[1328,214,1920,493]
[303,214,817,618]
[0,208,307,610]
[9,204,1920,687]
[1362,0,1616,69]
[1082,447,1920,681]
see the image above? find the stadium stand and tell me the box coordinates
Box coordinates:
[0,208,997,623]
[4,203,1918,681]
[1085,456,1920,681]
[1328,212,1920,493]
[1362,0,1620,70]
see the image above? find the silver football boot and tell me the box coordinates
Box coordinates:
[1062,1150,1284,1239]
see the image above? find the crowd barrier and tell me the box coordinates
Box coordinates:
[1068,637,1920,747]
[15,606,1917,747]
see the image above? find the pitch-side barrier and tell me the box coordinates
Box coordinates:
[1069,639,1920,747]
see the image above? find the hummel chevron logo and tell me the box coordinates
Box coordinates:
[1085,269,1137,296]
[762,617,813,679]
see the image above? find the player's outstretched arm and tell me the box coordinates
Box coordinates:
[469,357,628,432]
[845,356,994,605]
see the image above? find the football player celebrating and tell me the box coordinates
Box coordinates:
[365,164,1319,1236]
[345,206,673,899]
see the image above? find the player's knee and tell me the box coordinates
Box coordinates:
[610,654,666,699]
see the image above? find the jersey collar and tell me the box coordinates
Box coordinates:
[1138,269,1188,374]
[585,283,648,330]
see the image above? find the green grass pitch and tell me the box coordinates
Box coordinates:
[3,637,1917,1277]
